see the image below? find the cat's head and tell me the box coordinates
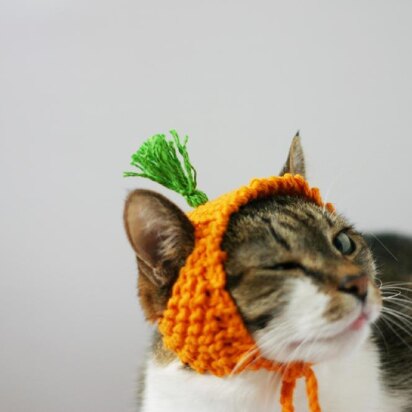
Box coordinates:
[124,137,382,364]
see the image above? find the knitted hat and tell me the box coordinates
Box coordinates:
[125,131,333,412]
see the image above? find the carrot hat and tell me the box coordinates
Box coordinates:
[124,130,333,412]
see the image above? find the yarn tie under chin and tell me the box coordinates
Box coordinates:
[279,363,321,412]
[244,357,321,412]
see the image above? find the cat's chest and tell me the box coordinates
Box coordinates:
[141,343,400,412]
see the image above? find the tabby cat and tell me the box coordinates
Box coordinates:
[124,137,412,412]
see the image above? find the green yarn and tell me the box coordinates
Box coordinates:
[124,130,208,208]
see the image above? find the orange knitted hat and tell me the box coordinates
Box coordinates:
[125,131,334,412]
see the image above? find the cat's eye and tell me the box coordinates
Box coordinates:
[333,231,355,255]
[265,262,302,271]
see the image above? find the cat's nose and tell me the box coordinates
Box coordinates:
[337,274,368,302]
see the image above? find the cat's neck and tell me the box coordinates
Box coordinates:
[140,338,403,412]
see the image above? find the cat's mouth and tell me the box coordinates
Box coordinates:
[314,311,369,343]
[349,312,369,331]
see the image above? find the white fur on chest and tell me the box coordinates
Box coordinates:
[141,341,403,412]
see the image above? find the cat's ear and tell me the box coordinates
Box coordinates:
[124,189,195,321]
[280,132,306,178]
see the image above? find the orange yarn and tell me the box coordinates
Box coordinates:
[158,174,334,412]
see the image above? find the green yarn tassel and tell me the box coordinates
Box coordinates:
[124,130,208,208]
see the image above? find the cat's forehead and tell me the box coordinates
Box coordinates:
[222,195,351,271]
[225,195,348,241]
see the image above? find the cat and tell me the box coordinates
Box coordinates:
[123,137,412,412]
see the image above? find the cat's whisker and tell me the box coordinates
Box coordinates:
[290,332,318,365]
[383,302,412,314]
[321,170,344,216]
[381,285,412,292]
[381,281,412,286]
[383,297,412,310]
[379,315,412,350]
[381,289,412,297]
[380,311,412,342]
[372,322,390,353]
[381,320,412,349]
[258,327,300,361]
[258,332,291,359]
[366,233,399,263]
[230,346,260,376]
[259,317,329,366]
[381,317,412,339]
[381,291,412,300]
[384,293,412,298]
[382,303,412,317]
[231,325,295,375]
[381,289,403,295]
[304,330,323,361]
[380,283,412,291]
[235,339,284,376]
[381,307,412,326]
[381,293,403,300]
[375,278,383,289]
[283,337,309,371]
[382,293,410,300]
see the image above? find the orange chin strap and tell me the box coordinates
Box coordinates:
[159,174,334,412]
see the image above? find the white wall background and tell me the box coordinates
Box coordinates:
[1,1,411,411]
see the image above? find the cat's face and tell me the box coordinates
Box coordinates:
[222,195,382,363]
[124,135,382,365]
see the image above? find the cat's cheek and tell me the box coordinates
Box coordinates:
[322,292,355,323]
[253,278,331,363]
